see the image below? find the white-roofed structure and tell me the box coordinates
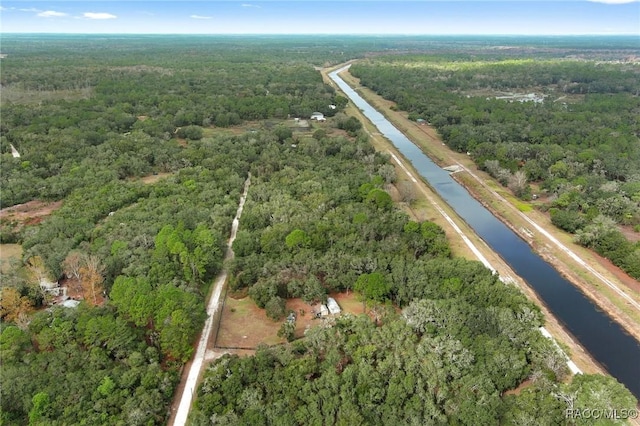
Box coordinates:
[327,297,341,315]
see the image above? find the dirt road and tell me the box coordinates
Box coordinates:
[169,174,251,426]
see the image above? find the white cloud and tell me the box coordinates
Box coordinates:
[190,14,212,19]
[37,10,68,18]
[83,12,117,20]
[241,4,261,8]
[19,8,41,13]
[587,0,639,3]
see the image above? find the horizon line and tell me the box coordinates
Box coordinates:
[2,32,639,36]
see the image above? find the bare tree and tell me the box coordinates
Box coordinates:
[378,164,397,184]
[26,256,52,286]
[552,389,577,412]
[79,255,105,305]
[484,159,501,176]
[62,251,83,281]
[508,170,529,198]
[398,181,416,204]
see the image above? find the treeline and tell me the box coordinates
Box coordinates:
[191,317,635,425]
[350,57,640,279]
[0,37,350,209]
[0,36,350,425]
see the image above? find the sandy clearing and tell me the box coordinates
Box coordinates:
[140,172,173,184]
[0,200,63,225]
[0,244,23,274]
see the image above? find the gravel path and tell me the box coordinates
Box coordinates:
[170,174,251,426]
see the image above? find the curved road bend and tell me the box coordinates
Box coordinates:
[171,173,251,426]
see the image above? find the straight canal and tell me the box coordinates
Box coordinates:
[329,66,640,399]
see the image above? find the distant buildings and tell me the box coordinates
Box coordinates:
[494,93,545,104]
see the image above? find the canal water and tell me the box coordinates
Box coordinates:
[329,66,640,399]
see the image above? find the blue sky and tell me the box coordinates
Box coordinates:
[1,1,639,35]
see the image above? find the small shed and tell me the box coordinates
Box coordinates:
[62,300,80,309]
[310,112,325,121]
[320,304,329,317]
[39,278,60,296]
[327,297,341,315]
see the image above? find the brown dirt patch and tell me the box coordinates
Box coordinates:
[0,200,62,222]
[0,200,62,228]
[503,378,534,396]
[140,172,173,184]
[620,224,640,244]
[215,297,285,349]
[215,293,366,349]
[588,251,640,294]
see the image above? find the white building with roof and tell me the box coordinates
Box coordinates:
[327,297,341,315]
[310,112,326,121]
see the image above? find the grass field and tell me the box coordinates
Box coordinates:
[215,292,365,350]
[0,244,22,274]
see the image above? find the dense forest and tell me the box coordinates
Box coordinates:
[349,54,640,279]
[0,35,350,425]
[1,36,638,424]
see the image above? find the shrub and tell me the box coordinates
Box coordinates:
[265,296,286,321]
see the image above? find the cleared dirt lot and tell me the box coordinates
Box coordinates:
[215,292,366,350]
[0,200,63,228]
